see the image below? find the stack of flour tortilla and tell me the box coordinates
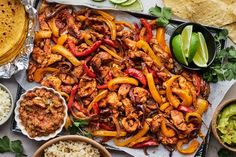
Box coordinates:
[0,0,28,65]
[163,0,236,43]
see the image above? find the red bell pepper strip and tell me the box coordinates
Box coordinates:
[132,140,159,148]
[125,68,147,87]
[92,102,100,115]
[100,123,114,131]
[140,18,152,43]
[178,105,193,113]
[100,136,113,143]
[193,73,201,96]
[82,62,96,78]
[97,84,108,89]
[68,85,78,112]
[67,39,102,57]
[103,38,117,48]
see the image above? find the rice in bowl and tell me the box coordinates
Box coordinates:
[0,86,12,123]
[44,141,101,157]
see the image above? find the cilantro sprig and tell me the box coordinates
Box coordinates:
[0,136,25,157]
[149,5,172,26]
[202,29,236,83]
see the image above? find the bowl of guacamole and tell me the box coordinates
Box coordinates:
[212,99,236,152]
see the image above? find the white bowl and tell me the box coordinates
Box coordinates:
[15,86,68,141]
[0,83,14,125]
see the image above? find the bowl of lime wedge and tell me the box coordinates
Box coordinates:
[169,22,216,70]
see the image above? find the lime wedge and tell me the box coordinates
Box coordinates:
[181,25,193,57]
[172,34,188,65]
[110,0,128,4]
[193,32,209,67]
[121,0,137,6]
[188,32,199,63]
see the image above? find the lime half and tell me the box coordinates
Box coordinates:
[110,0,128,4]
[172,34,188,65]
[121,0,136,6]
[193,32,209,67]
[181,25,193,57]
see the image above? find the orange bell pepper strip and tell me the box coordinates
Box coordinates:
[136,40,162,68]
[128,136,152,147]
[146,73,162,104]
[139,27,146,40]
[92,130,127,137]
[35,31,52,41]
[172,88,193,106]
[57,34,68,45]
[51,45,81,66]
[176,139,200,154]
[98,16,116,40]
[160,102,170,111]
[77,15,87,21]
[96,10,115,21]
[185,112,202,124]
[115,21,135,30]
[164,75,180,108]
[33,67,59,83]
[195,98,209,115]
[108,77,139,91]
[64,116,72,130]
[87,90,108,112]
[156,27,166,49]
[161,119,176,137]
[48,18,59,37]
[114,122,149,147]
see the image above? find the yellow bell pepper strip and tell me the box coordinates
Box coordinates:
[64,116,72,130]
[35,31,52,41]
[114,122,149,147]
[128,136,152,147]
[146,73,162,104]
[108,77,139,91]
[33,67,59,83]
[195,98,209,115]
[48,18,59,37]
[100,45,122,60]
[98,16,116,40]
[92,130,127,137]
[137,40,162,67]
[172,88,193,106]
[57,34,68,45]
[161,119,176,137]
[96,10,114,21]
[176,139,200,154]
[87,90,108,112]
[51,45,81,66]
[160,102,170,112]
[59,91,70,101]
[164,75,180,108]
[115,21,135,30]
[185,112,202,124]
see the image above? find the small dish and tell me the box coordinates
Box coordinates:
[15,86,68,141]
[0,83,14,125]
[212,98,236,152]
[169,22,216,70]
[33,135,112,157]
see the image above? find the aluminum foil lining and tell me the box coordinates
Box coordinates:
[0,0,36,79]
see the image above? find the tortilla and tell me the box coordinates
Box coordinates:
[0,0,27,58]
[163,0,236,43]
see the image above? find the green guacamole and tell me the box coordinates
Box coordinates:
[217,103,236,145]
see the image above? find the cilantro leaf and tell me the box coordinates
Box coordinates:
[215,29,228,43]
[149,6,162,17]
[0,136,25,157]
[149,5,172,26]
